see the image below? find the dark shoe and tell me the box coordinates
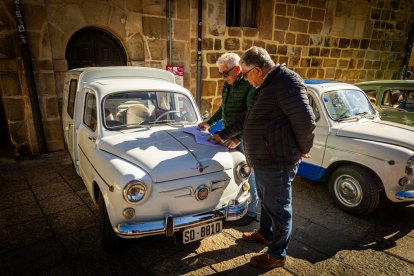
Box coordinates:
[234,215,257,226]
[250,253,286,269]
[242,230,268,244]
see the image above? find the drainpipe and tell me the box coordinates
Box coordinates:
[166,0,172,65]
[14,1,47,153]
[196,0,203,108]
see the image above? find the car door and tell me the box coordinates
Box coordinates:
[297,90,329,181]
[77,89,98,191]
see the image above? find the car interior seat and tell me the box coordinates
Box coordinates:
[126,104,150,125]
[104,108,114,121]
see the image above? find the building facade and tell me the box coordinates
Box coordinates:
[0,0,413,155]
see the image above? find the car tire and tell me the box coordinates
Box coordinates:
[329,165,380,215]
[98,192,122,250]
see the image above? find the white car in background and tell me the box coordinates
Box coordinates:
[61,66,251,249]
[297,80,414,215]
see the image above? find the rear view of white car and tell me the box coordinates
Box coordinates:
[298,80,414,215]
[61,66,251,249]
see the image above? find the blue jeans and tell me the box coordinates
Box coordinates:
[255,164,299,260]
[235,143,258,217]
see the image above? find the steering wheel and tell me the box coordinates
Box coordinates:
[153,110,180,123]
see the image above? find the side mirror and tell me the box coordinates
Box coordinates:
[202,110,209,119]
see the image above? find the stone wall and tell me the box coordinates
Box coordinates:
[199,0,414,114]
[0,0,193,154]
[0,0,413,154]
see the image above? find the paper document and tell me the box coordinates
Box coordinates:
[181,126,227,149]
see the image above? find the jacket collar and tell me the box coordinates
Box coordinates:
[259,63,283,88]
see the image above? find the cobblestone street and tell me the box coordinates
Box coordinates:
[0,151,413,275]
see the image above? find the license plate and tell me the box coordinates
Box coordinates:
[182,220,222,244]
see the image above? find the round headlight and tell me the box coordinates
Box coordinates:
[123,181,147,204]
[236,162,252,181]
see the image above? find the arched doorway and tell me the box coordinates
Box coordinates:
[65,28,127,70]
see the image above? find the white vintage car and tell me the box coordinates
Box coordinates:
[61,67,251,249]
[298,80,414,215]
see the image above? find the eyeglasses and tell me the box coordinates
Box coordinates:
[219,66,236,77]
[242,67,256,78]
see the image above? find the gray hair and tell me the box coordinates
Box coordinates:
[240,46,275,68]
[216,53,240,67]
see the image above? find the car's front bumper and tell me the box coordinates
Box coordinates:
[114,193,250,238]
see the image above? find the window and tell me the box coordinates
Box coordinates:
[307,94,320,122]
[226,0,257,27]
[103,91,198,130]
[83,92,97,132]
[67,79,77,119]
[364,89,377,99]
[382,89,404,109]
[322,89,375,121]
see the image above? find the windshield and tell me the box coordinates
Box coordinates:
[322,89,376,121]
[102,91,198,129]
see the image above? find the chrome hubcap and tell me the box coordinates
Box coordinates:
[334,174,362,207]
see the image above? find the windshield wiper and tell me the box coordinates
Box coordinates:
[166,121,193,126]
[107,124,149,130]
[336,114,359,122]
[355,112,375,119]
[146,120,176,125]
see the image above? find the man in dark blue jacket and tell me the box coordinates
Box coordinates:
[210,47,316,269]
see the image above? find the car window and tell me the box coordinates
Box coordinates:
[364,89,377,99]
[307,94,320,122]
[67,79,77,119]
[406,90,414,112]
[381,89,404,109]
[83,92,97,132]
[103,91,198,129]
[322,89,376,121]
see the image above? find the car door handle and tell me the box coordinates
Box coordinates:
[88,136,96,142]
[64,123,74,131]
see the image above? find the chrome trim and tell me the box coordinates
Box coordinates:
[235,161,251,182]
[159,186,195,198]
[123,181,147,205]
[195,184,209,201]
[114,192,250,238]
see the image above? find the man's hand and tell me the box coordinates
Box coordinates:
[208,134,222,144]
[224,138,240,149]
[301,153,311,158]
[198,122,210,131]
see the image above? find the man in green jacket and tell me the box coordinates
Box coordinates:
[198,52,258,226]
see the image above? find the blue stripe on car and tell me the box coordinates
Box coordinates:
[297,162,325,181]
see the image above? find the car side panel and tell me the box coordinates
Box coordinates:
[323,136,413,202]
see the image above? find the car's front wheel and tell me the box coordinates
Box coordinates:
[329,165,380,215]
[98,192,122,250]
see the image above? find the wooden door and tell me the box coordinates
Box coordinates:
[66,28,126,70]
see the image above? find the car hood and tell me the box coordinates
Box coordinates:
[334,120,414,150]
[98,128,231,182]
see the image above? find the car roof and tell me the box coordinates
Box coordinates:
[69,66,177,85]
[355,80,414,86]
[86,77,189,98]
[304,80,362,95]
